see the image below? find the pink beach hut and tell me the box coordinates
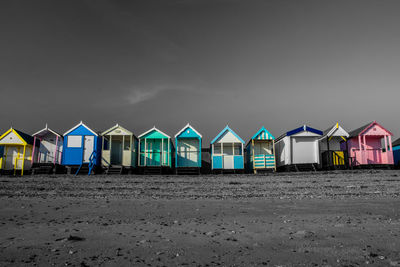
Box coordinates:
[345,121,394,167]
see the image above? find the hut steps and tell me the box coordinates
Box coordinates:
[175,167,200,175]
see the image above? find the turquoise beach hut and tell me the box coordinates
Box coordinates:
[175,123,202,174]
[210,126,244,173]
[393,138,400,167]
[138,127,173,174]
[246,127,276,173]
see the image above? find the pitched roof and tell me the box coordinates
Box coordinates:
[245,127,274,146]
[277,125,323,141]
[0,128,36,146]
[101,124,134,136]
[211,125,245,144]
[14,129,35,145]
[348,121,393,137]
[63,121,98,136]
[251,126,275,140]
[321,122,349,139]
[393,138,400,147]
[138,127,170,139]
[322,126,333,136]
[33,124,63,138]
[348,122,373,138]
[175,123,202,138]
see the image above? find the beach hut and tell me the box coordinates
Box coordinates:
[138,127,173,174]
[319,122,349,169]
[210,126,245,173]
[31,124,64,174]
[101,124,138,174]
[245,127,276,173]
[175,123,202,174]
[62,121,102,175]
[275,125,323,171]
[0,128,39,175]
[346,121,394,167]
[393,138,400,167]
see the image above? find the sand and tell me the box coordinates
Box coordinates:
[1,170,400,266]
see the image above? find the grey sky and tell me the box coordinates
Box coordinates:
[1,0,399,143]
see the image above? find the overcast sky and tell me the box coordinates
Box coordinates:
[1,0,399,143]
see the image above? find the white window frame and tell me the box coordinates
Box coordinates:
[213,143,222,155]
[67,136,82,148]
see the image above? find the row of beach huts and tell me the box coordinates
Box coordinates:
[0,121,399,176]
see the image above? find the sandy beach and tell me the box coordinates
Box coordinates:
[1,170,400,266]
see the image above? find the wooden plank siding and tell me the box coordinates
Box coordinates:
[245,127,276,173]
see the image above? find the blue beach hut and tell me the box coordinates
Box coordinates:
[210,126,245,173]
[62,121,101,174]
[393,138,400,167]
[246,127,276,173]
[175,123,202,174]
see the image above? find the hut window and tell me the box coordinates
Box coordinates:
[67,136,82,148]
[103,137,109,150]
[234,143,242,155]
[223,143,233,156]
[214,143,221,154]
[124,136,131,150]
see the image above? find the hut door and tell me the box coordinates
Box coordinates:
[146,139,161,166]
[178,139,199,167]
[111,138,122,165]
[292,137,317,164]
[223,143,234,169]
[83,136,94,163]
[5,147,18,170]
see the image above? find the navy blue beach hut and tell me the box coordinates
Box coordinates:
[175,123,202,174]
[62,121,101,174]
[210,126,245,173]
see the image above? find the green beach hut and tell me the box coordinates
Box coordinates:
[138,127,173,174]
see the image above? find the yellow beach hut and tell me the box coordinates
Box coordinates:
[318,122,349,169]
[0,128,39,175]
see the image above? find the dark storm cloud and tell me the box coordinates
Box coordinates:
[0,0,399,143]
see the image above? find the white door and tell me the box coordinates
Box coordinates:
[5,147,18,170]
[223,156,234,169]
[223,143,234,169]
[83,136,94,163]
[292,137,317,164]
